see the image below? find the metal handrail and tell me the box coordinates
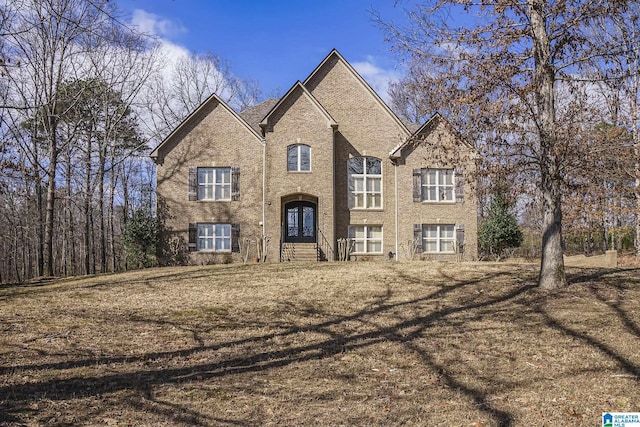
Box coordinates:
[316,227,334,261]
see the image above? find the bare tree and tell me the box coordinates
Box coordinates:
[377,1,631,288]
[590,7,640,255]
[141,50,263,145]
[3,0,123,277]
[1,0,158,280]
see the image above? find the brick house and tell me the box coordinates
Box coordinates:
[150,49,478,263]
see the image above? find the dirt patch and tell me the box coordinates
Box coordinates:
[1,262,639,426]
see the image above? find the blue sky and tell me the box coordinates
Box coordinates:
[117,0,412,100]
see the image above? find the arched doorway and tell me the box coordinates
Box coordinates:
[283,200,316,243]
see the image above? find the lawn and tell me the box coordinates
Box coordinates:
[1,261,639,426]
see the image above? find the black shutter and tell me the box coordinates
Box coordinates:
[413,223,423,253]
[188,223,197,251]
[455,168,464,203]
[413,169,422,202]
[231,223,240,253]
[188,167,198,201]
[231,167,240,201]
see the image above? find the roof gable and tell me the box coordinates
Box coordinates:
[150,93,262,161]
[303,49,410,136]
[259,81,338,131]
[389,112,475,159]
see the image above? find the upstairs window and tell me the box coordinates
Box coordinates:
[423,169,453,202]
[413,168,463,203]
[287,144,311,172]
[348,157,382,209]
[188,166,240,201]
[198,167,231,200]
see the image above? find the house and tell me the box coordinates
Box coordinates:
[150,49,478,263]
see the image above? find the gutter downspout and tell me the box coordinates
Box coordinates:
[393,158,399,262]
[262,137,266,255]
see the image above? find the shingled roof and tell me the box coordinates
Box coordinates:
[239,98,279,135]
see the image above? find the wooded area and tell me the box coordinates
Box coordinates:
[0,0,261,283]
[0,0,638,287]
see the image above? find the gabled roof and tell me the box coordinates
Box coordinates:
[303,49,411,137]
[259,81,338,131]
[389,112,474,158]
[149,93,263,161]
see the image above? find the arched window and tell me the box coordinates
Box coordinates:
[348,157,382,209]
[287,144,311,172]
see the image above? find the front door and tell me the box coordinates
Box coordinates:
[284,201,316,243]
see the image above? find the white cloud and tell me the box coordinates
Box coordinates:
[130,9,187,39]
[353,57,402,104]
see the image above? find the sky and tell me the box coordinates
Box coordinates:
[116,0,413,101]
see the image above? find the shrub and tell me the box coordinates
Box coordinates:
[478,186,523,260]
[122,208,159,269]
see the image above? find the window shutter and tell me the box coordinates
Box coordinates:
[231,223,240,253]
[413,223,423,253]
[188,167,198,201]
[456,224,465,254]
[413,169,422,202]
[231,166,240,201]
[188,223,197,251]
[455,168,464,203]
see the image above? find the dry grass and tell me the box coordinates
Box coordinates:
[1,261,639,426]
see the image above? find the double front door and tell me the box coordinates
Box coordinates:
[284,201,316,243]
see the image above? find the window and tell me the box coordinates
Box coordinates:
[348,157,382,209]
[287,144,311,172]
[197,223,231,252]
[189,223,239,252]
[349,225,383,254]
[422,224,455,253]
[422,169,454,202]
[197,167,231,201]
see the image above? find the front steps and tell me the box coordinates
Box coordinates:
[281,242,320,262]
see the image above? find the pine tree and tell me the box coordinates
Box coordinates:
[478,187,523,261]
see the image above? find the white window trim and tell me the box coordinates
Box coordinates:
[349,157,382,210]
[198,167,231,201]
[287,144,311,172]
[197,223,232,252]
[423,224,455,254]
[422,168,454,203]
[349,225,383,254]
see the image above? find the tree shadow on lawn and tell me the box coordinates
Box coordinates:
[0,264,255,301]
[1,267,639,426]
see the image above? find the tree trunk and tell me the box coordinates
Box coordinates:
[32,136,44,278]
[98,147,106,273]
[632,74,640,257]
[109,155,118,272]
[539,175,566,289]
[528,0,567,289]
[84,135,92,275]
[43,125,58,278]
